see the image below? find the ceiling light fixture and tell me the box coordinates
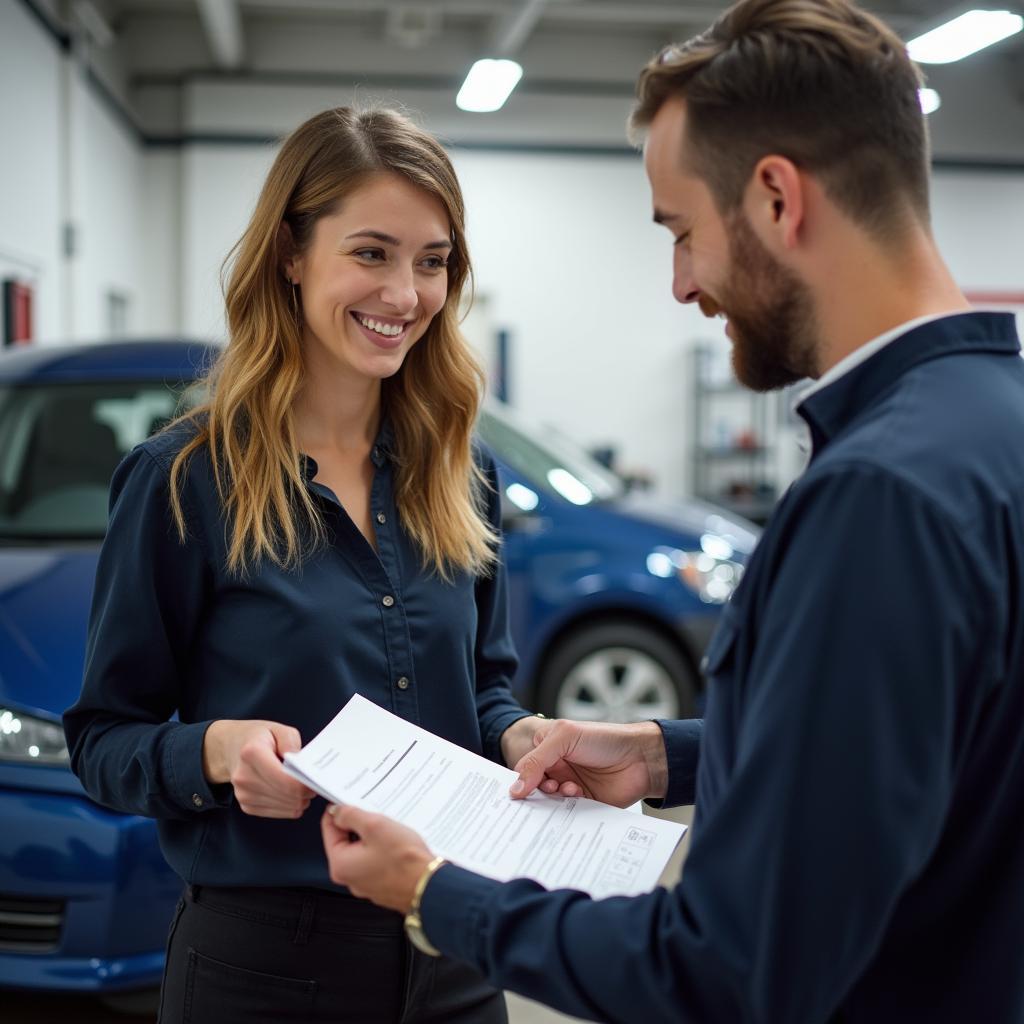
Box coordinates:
[918,87,942,114]
[456,59,524,113]
[907,9,1023,64]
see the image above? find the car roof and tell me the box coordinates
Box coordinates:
[0,339,220,384]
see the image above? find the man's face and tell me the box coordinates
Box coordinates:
[643,97,818,390]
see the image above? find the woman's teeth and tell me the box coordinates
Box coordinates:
[357,315,404,337]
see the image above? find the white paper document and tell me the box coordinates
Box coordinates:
[284,695,686,899]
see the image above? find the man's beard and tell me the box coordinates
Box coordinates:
[715,212,819,392]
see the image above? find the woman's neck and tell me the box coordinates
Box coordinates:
[292,359,382,456]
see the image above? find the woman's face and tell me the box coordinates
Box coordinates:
[289,172,452,385]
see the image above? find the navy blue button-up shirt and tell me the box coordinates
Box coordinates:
[422,312,1024,1024]
[64,421,530,888]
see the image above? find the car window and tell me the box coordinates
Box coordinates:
[478,403,624,506]
[0,381,195,541]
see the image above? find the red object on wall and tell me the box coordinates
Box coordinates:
[3,280,33,346]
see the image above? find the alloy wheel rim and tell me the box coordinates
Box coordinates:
[555,646,680,724]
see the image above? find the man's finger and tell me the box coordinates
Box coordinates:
[321,806,357,851]
[328,802,375,835]
[511,725,575,798]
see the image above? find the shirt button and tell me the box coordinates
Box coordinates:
[382,595,395,608]
[192,793,204,808]
[376,511,386,525]
[397,676,410,690]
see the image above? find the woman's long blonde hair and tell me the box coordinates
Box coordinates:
[169,106,496,580]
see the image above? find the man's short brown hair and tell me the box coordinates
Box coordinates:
[631,0,929,238]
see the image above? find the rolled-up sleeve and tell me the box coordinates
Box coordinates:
[63,448,227,818]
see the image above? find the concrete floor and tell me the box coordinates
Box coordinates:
[2,805,692,1024]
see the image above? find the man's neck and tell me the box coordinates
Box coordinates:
[809,221,971,377]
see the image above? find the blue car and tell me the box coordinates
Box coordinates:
[0,340,758,995]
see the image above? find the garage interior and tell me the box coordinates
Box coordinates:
[1,1,1023,1021]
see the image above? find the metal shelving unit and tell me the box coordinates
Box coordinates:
[691,345,779,525]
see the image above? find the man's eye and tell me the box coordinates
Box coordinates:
[673,232,690,247]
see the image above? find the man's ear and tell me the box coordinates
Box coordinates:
[744,155,805,251]
[278,221,299,283]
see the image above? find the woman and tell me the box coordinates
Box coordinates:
[63,106,542,1023]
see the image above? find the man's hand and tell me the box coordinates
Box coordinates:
[510,719,669,806]
[321,805,433,914]
[202,719,314,818]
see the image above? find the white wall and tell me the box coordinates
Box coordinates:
[0,1,152,344]
[931,173,1024,291]
[71,75,146,340]
[175,137,1024,499]
[0,0,64,341]
[2,9,1023,496]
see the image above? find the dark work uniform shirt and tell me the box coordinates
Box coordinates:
[64,421,530,888]
[422,311,1024,1024]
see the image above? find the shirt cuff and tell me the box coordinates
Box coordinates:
[420,862,503,968]
[163,721,234,813]
[483,709,535,765]
[644,718,702,809]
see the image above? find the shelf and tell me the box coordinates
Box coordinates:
[697,381,747,396]
[695,446,771,460]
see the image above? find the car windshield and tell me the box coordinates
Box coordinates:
[0,381,194,542]
[477,402,624,506]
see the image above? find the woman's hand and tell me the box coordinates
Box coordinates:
[499,715,548,770]
[202,719,314,818]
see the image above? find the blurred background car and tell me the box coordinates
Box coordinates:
[0,339,758,997]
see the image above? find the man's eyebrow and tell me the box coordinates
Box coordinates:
[652,209,678,226]
[345,230,452,250]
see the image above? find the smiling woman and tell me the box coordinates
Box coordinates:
[63,106,539,1024]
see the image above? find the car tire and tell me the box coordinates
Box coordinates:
[536,621,698,724]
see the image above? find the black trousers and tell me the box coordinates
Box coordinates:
[157,884,507,1024]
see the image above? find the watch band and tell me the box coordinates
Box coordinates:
[404,854,447,957]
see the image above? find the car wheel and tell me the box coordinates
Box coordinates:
[536,622,698,724]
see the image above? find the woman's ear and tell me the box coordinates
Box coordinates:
[277,221,299,284]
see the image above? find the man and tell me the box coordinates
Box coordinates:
[321,0,1024,1020]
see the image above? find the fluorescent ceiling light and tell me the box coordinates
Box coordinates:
[907,9,1023,64]
[456,59,523,113]
[918,87,942,114]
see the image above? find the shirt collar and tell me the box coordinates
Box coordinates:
[795,310,1021,456]
[300,419,395,481]
[797,311,952,405]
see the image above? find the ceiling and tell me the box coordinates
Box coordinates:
[34,0,1024,161]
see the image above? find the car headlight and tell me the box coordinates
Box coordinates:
[647,535,745,605]
[0,707,70,765]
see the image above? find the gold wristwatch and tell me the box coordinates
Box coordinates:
[404,855,446,957]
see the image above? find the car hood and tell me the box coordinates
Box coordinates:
[0,547,99,718]
[605,492,761,556]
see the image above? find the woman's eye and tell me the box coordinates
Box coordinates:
[421,255,448,271]
[354,248,386,262]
